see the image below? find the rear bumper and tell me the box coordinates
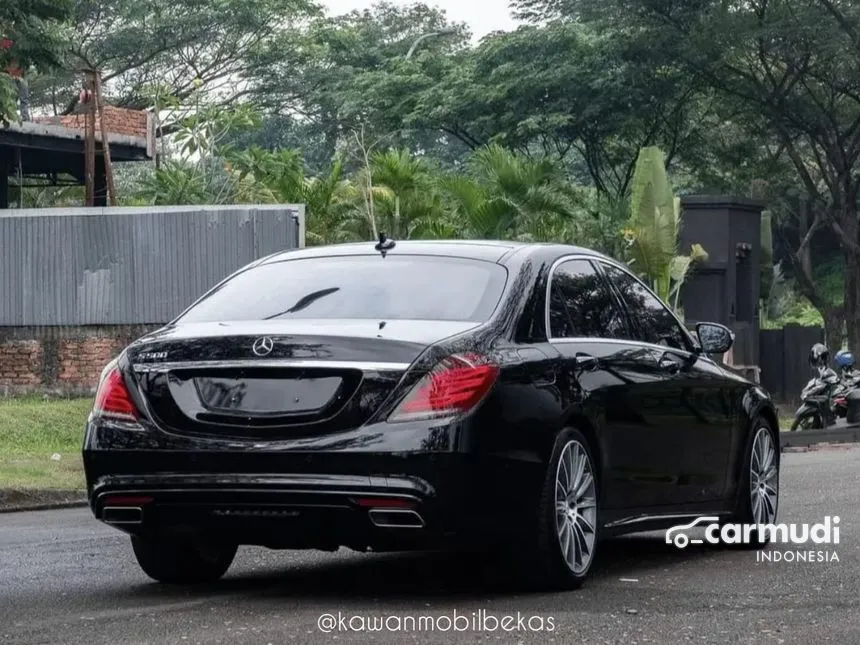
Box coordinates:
[83,419,543,549]
[88,472,452,550]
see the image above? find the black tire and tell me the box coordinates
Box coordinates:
[847,401,860,424]
[131,536,237,584]
[723,417,780,550]
[524,427,600,590]
[790,412,820,431]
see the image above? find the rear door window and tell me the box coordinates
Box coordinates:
[599,262,693,352]
[178,255,508,323]
[548,259,629,339]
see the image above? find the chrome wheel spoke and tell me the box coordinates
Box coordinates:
[560,455,571,492]
[556,478,567,503]
[559,516,571,543]
[576,513,595,536]
[566,519,577,565]
[572,520,589,561]
[577,496,596,511]
[762,490,777,521]
[575,472,593,500]
[573,448,586,491]
[752,491,762,523]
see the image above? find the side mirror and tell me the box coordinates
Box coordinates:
[695,322,734,355]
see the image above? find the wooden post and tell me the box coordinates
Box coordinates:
[93,72,117,206]
[84,71,95,206]
[15,147,21,208]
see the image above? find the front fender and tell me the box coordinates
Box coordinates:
[742,385,779,432]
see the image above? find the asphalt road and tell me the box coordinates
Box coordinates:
[1,446,858,645]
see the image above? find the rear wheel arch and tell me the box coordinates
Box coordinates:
[757,405,780,440]
[559,413,603,484]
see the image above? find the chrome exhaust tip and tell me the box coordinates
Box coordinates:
[102,506,143,525]
[368,508,425,529]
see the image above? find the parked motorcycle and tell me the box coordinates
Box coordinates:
[790,366,840,431]
[832,349,860,420]
[790,343,839,431]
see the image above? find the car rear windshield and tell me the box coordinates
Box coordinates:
[177,255,509,323]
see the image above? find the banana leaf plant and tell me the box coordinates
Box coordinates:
[622,146,708,316]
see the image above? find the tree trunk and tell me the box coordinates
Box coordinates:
[822,306,845,352]
[844,250,860,351]
[394,195,400,239]
[839,203,860,351]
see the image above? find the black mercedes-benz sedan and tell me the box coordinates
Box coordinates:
[83,239,780,589]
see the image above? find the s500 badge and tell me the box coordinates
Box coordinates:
[138,352,168,361]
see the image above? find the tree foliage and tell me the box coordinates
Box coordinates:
[18,0,860,336]
[0,0,73,122]
[563,0,860,346]
[29,0,317,115]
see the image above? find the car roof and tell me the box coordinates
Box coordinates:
[259,239,604,265]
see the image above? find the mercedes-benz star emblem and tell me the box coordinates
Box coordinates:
[252,336,274,357]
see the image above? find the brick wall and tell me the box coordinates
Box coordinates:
[0,341,42,388]
[0,326,160,396]
[34,106,152,140]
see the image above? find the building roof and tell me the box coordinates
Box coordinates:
[1,111,153,183]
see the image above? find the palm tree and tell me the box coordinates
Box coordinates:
[437,144,586,240]
[369,149,434,239]
[623,146,707,312]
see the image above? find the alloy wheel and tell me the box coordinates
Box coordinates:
[554,440,597,574]
[749,427,779,525]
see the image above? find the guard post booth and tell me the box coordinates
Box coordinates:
[679,196,765,383]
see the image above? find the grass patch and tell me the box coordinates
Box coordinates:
[0,396,92,490]
[777,404,796,431]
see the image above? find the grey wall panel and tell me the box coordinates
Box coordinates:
[0,205,303,325]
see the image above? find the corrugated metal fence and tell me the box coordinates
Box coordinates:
[0,205,305,326]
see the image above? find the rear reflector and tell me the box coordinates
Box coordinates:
[103,495,153,506]
[93,368,140,422]
[387,353,499,423]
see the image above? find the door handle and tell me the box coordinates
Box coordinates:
[575,353,599,371]
[658,356,681,374]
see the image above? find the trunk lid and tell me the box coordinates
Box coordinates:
[126,319,478,438]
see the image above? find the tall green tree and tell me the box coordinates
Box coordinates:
[29,0,317,116]
[0,0,72,123]
[404,21,708,207]
[246,2,471,165]
[548,0,860,347]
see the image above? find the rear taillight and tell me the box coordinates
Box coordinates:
[93,368,140,422]
[387,353,499,422]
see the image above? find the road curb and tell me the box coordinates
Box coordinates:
[0,491,87,514]
[780,426,860,450]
